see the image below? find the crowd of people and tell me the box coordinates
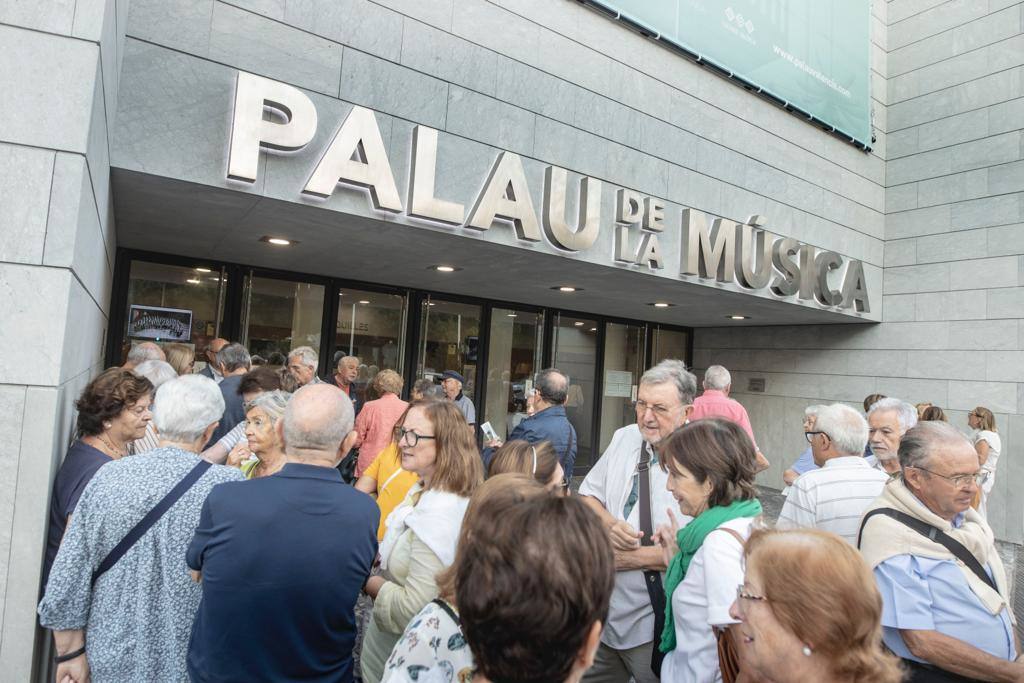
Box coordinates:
[37,341,1013,683]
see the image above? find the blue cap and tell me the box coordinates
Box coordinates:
[442,370,466,384]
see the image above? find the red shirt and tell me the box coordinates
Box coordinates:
[689,389,758,449]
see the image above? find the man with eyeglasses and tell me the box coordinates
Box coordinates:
[775,404,888,545]
[859,422,1019,682]
[578,359,696,683]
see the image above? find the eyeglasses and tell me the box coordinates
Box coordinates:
[910,465,987,489]
[735,585,768,614]
[560,478,571,495]
[634,399,678,417]
[396,426,436,447]
[804,430,829,443]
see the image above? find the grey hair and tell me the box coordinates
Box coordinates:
[413,378,436,396]
[704,365,732,390]
[216,343,251,373]
[246,390,291,427]
[288,345,319,369]
[336,354,360,368]
[133,360,178,391]
[152,375,225,443]
[814,404,869,457]
[640,359,697,406]
[899,421,972,470]
[283,385,353,452]
[868,398,918,434]
[127,342,164,364]
[804,404,827,418]
[536,368,569,405]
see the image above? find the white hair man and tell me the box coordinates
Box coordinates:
[287,346,322,388]
[688,365,769,471]
[330,355,362,413]
[859,422,1018,680]
[199,338,229,383]
[123,341,166,371]
[775,404,888,545]
[868,398,918,475]
[579,359,696,683]
[39,375,244,682]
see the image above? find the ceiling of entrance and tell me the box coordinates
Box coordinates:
[112,170,874,328]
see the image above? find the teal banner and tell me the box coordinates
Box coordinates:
[595,0,871,147]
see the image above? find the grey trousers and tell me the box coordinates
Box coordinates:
[582,641,660,683]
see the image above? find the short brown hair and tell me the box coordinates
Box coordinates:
[863,393,886,413]
[237,366,283,396]
[920,406,947,422]
[437,473,548,601]
[488,439,559,486]
[75,368,154,437]
[744,529,903,683]
[660,418,757,507]
[373,369,403,396]
[406,399,482,497]
[972,406,997,432]
[457,495,614,683]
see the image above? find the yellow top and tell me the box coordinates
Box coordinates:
[364,442,419,540]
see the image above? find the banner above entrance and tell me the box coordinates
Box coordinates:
[226,72,871,314]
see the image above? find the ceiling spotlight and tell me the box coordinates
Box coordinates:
[728,315,749,320]
[432,265,460,273]
[552,286,580,292]
[574,322,584,327]
[260,236,295,246]
[427,302,436,307]
[507,313,517,318]
[589,327,597,331]
[186,278,201,284]
[359,300,370,305]
[650,302,674,308]
[195,267,212,273]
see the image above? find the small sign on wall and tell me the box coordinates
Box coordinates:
[747,378,766,393]
[604,370,633,398]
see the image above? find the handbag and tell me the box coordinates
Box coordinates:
[713,526,747,683]
[338,448,358,484]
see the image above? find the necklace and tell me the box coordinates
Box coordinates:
[96,432,127,458]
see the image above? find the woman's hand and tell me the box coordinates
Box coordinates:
[363,575,387,599]
[652,508,681,566]
[226,441,251,468]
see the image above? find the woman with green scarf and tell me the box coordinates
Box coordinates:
[653,418,762,683]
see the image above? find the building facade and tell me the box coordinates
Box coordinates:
[1,0,1022,677]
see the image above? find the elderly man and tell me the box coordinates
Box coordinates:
[776,403,888,545]
[287,346,323,387]
[579,359,695,683]
[38,376,244,682]
[483,368,577,474]
[442,369,476,426]
[122,341,165,370]
[206,343,252,447]
[199,338,228,383]
[868,397,918,475]
[689,365,769,471]
[187,383,378,681]
[782,405,825,486]
[328,354,363,414]
[859,422,1019,681]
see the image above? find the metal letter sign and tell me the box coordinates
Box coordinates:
[466,152,542,242]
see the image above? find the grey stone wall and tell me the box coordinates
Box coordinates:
[696,0,1024,543]
[0,0,124,678]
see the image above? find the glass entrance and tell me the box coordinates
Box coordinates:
[552,313,598,471]
[416,296,483,399]
[651,325,690,365]
[599,322,646,452]
[332,287,407,401]
[483,308,544,440]
[241,273,325,364]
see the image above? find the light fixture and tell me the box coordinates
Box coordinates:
[427,302,436,307]
[649,302,674,308]
[589,327,597,331]
[260,235,295,246]
[431,265,460,273]
[574,322,584,327]
[552,286,581,292]
[186,278,201,284]
[195,267,212,273]
[507,313,517,318]
[359,300,370,305]
[209,276,220,282]
[728,315,749,320]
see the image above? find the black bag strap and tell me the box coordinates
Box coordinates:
[637,442,666,677]
[91,459,212,587]
[857,508,997,593]
[431,598,461,626]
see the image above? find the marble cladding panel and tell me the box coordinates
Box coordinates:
[888,68,1021,131]
[988,288,1024,319]
[340,49,449,129]
[285,0,403,63]
[126,0,213,57]
[0,144,55,265]
[372,0,454,30]
[445,87,535,157]
[988,352,1024,383]
[400,18,498,97]
[0,265,71,387]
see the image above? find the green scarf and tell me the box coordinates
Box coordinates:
[658,498,763,653]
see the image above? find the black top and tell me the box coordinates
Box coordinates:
[187,463,380,683]
[43,440,111,588]
[206,374,245,446]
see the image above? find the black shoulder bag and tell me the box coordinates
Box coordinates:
[91,459,212,587]
[637,443,667,677]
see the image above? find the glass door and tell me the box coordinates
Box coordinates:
[484,308,544,440]
[416,296,483,399]
[651,326,690,365]
[552,313,598,471]
[332,287,407,401]
[599,322,646,452]
[241,273,325,365]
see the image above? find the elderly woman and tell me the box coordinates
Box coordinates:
[729,528,903,683]
[782,405,825,486]
[487,439,567,494]
[43,368,154,589]
[969,406,1001,516]
[354,370,409,478]
[131,360,179,454]
[382,473,548,683]
[164,343,195,376]
[228,390,291,478]
[653,418,762,683]
[202,366,283,464]
[360,400,483,683]
[38,375,244,682]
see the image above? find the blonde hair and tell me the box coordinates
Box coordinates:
[406,399,482,497]
[164,343,194,376]
[436,473,547,601]
[373,369,404,396]
[972,406,997,432]
[488,440,559,486]
[744,529,903,683]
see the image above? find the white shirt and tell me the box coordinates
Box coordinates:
[661,517,754,683]
[776,455,889,545]
[976,430,1001,495]
[579,424,690,649]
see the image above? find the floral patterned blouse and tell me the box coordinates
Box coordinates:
[382,599,474,683]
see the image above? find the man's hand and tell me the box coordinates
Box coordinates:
[56,653,89,683]
[652,508,681,566]
[608,519,642,551]
[484,438,503,449]
[613,545,667,572]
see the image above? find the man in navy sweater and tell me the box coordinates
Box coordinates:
[187,383,379,683]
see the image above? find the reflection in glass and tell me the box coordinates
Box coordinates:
[417,297,482,399]
[652,326,689,365]
[333,288,406,402]
[552,314,598,470]
[599,322,646,452]
[242,275,325,363]
[484,309,543,440]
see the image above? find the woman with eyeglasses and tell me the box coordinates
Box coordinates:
[355,406,421,541]
[968,407,1001,516]
[487,439,568,495]
[360,399,483,683]
[729,528,903,683]
[652,418,762,683]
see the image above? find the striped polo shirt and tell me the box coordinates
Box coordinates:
[776,455,890,545]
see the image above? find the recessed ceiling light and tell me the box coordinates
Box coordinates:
[186,278,201,284]
[552,286,580,292]
[574,322,584,326]
[195,267,212,273]
[260,236,295,246]
[359,300,370,305]
[209,277,220,282]
[507,313,517,318]
[427,302,436,307]
[589,327,597,331]
[650,302,674,308]
[432,265,460,273]
[728,315,749,320]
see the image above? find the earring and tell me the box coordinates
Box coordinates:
[103,422,112,429]
[802,645,813,657]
